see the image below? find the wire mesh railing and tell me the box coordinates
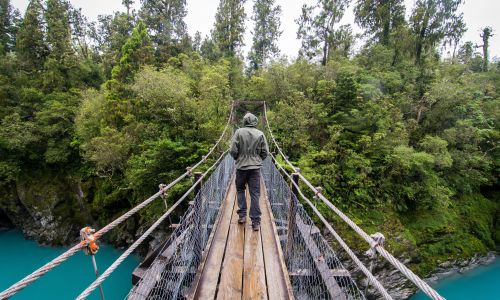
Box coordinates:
[262,158,365,300]
[127,154,234,300]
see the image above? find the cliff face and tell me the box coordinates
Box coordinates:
[0,173,91,245]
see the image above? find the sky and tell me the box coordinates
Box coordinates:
[10,0,500,60]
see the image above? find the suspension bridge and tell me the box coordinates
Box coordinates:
[0,101,445,300]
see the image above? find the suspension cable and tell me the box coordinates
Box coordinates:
[76,150,229,300]
[0,104,234,300]
[270,153,393,299]
[263,103,445,300]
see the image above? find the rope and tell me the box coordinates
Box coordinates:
[271,153,393,300]
[0,104,234,300]
[263,103,445,300]
[76,150,229,300]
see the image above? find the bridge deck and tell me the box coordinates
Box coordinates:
[190,178,293,300]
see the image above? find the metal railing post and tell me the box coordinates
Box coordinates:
[285,171,300,261]
[193,172,204,260]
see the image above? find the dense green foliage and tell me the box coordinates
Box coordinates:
[0,0,498,278]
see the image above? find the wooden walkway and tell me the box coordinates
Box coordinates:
[189,178,294,300]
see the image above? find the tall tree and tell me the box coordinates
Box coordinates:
[140,0,188,61]
[479,27,493,71]
[45,0,74,62]
[68,5,91,59]
[329,24,354,58]
[123,0,135,17]
[442,14,466,60]
[354,0,405,46]
[111,20,154,83]
[296,0,350,65]
[94,12,135,78]
[457,41,475,64]
[0,0,20,55]
[44,0,76,90]
[16,0,47,72]
[248,0,282,71]
[212,0,247,57]
[410,0,463,65]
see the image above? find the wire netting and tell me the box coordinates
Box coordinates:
[262,158,365,300]
[127,154,234,300]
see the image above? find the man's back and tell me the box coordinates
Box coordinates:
[229,112,269,231]
[230,113,269,170]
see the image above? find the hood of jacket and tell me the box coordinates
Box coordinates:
[243,113,258,127]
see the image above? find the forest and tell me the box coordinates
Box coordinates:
[0,0,498,280]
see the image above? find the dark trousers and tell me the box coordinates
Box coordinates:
[236,168,261,224]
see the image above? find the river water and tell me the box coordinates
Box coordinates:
[0,230,140,299]
[1,230,498,299]
[411,256,500,300]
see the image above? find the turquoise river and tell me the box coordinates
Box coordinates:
[1,230,498,299]
[0,230,140,299]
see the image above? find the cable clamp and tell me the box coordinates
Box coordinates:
[80,227,99,255]
[159,184,168,199]
[365,232,385,258]
[314,187,323,199]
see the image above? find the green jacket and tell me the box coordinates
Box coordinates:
[230,113,269,170]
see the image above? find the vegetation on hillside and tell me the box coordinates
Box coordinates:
[0,0,498,277]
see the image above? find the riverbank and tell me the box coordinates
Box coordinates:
[0,230,140,299]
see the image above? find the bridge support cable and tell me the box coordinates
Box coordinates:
[263,102,445,300]
[271,154,392,300]
[0,104,234,300]
[77,151,232,300]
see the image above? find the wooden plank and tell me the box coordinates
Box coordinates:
[192,182,237,299]
[261,178,295,300]
[216,188,245,300]
[243,208,267,299]
[296,217,347,300]
[260,182,293,300]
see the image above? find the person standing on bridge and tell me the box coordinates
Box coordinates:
[230,112,269,231]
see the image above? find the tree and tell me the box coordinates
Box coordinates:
[247,0,282,71]
[410,0,463,65]
[0,0,20,55]
[296,0,350,65]
[442,14,466,60]
[457,41,475,64]
[45,0,74,62]
[329,24,354,58]
[16,0,47,72]
[44,0,77,90]
[479,27,493,71]
[111,20,154,83]
[68,5,91,59]
[193,31,202,52]
[212,0,246,57]
[123,0,134,17]
[94,12,135,78]
[354,0,405,46]
[140,0,189,61]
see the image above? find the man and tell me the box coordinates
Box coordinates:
[230,112,269,231]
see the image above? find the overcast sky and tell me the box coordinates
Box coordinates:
[11,0,500,60]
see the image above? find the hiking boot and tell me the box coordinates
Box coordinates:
[238,216,246,224]
[252,223,260,231]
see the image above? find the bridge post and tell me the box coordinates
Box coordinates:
[285,171,300,261]
[193,172,204,262]
[194,172,203,196]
